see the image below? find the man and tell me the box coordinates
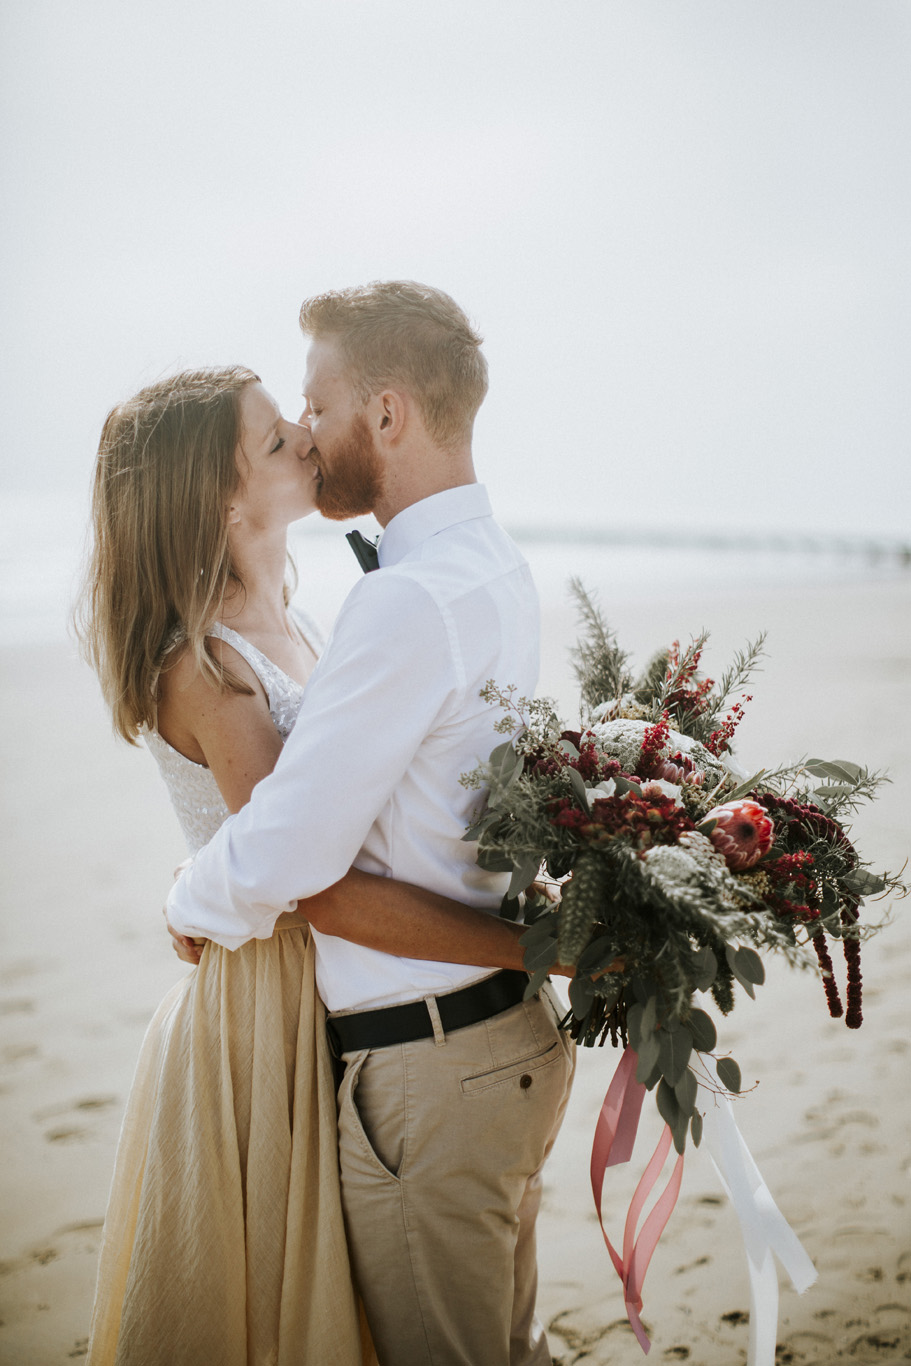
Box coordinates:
[167,281,574,1365]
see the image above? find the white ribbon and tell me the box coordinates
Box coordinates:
[700,1070,817,1366]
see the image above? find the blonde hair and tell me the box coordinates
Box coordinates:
[76,365,281,742]
[299,280,488,448]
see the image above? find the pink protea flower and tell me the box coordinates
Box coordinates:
[655,752,706,787]
[701,799,775,870]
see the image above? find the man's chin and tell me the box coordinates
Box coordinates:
[315,490,377,522]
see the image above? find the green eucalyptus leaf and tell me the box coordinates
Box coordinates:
[656,1078,681,1129]
[614,775,643,798]
[726,945,765,998]
[523,966,549,1001]
[523,937,560,973]
[670,1110,689,1155]
[519,912,558,947]
[805,758,864,783]
[690,945,718,992]
[685,1008,717,1053]
[725,770,767,802]
[641,1058,663,1091]
[690,1110,704,1148]
[568,974,596,1018]
[674,1067,698,1118]
[462,812,496,842]
[477,847,515,873]
[717,1057,742,1094]
[635,1031,660,1083]
[697,817,718,836]
[641,994,658,1038]
[488,739,522,781]
[813,783,855,800]
[626,1002,644,1052]
[499,893,521,921]
[843,868,886,897]
[656,1082,690,1154]
[508,853,542,899]
[558,738,580,758]
[659,1027,693,1087]
[567,766,591,813]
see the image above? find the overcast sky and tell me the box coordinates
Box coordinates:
[2,0,909,538]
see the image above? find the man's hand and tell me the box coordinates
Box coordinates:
[164,858,207,965]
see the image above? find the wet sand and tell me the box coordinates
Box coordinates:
[1,574,909,1364]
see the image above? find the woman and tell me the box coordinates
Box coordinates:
[77,366,532,1365]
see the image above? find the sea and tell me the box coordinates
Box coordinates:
[1,489,906,650]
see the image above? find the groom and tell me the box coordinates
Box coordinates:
[167,281,574,1365]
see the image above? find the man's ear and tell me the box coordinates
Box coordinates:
[374,389,407,443]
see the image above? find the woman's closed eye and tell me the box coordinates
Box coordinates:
[270,436,286,454]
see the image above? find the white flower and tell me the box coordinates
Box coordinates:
[721,753,748,780]
[587,778,618,802]
[588,719,654,771]
[641,832,731,894]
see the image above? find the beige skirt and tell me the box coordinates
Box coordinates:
[86,923,372,1366]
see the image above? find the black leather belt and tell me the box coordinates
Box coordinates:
[326,970,530,1056]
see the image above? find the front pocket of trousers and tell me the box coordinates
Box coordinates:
[459,1040,562,1096]
[343,1050,404,1182]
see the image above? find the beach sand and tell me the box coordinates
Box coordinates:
[1,574,909,1364]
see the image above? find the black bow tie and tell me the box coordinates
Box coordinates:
[346,529,380,573]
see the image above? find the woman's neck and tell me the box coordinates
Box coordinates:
[220,528,292,637]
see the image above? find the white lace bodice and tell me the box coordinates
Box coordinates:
[143,612,322,854]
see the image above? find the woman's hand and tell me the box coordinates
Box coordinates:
[164,859,207,965]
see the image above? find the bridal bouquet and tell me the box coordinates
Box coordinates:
[461,582,904,1155]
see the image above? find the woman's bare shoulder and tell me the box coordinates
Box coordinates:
[155,633,271,762]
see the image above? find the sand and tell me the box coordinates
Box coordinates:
[1,573,909,1365]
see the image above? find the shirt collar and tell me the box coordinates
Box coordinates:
[377,484,492,568]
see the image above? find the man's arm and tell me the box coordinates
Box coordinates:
[167,572,461,947]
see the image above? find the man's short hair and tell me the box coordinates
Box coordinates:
[299,280,488,448]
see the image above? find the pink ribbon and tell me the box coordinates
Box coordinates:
[590,1046,685,1353]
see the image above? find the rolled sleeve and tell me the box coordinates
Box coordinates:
[166,572,459,947]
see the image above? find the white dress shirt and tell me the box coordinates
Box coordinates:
[166,483,540,1011]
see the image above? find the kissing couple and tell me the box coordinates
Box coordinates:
[80,280,576,1366]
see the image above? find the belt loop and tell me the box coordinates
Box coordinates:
[424,995,447,1046]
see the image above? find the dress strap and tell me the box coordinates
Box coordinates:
[207,621,278,695]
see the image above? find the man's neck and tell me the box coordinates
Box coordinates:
[374,449,477,528]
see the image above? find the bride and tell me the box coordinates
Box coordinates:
[77,365,530,1365]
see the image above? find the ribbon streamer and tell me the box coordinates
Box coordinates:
[700,1074,818,1366]
[590,1046,685,1352]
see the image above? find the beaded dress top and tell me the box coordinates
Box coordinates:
[143,611,322,854]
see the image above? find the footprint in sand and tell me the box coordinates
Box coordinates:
[36,1094,119,1143]
[672,1255,710,1276]
[0,997,35,1016]
[0,1042,40,1065]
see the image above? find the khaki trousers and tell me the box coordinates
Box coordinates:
[333,983,575,1366]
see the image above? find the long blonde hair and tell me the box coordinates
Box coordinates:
[77,365,272,742]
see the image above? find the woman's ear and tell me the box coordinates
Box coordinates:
[226,504,241,526]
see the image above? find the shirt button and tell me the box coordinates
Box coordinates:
[519,1074,533,1089]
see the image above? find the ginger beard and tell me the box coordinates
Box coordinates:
[312,410,385,521]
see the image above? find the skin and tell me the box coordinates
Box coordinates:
[299,336,476,529]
